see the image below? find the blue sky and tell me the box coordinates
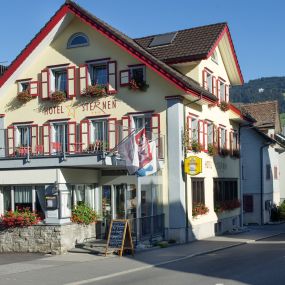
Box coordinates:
[0,0,284,82]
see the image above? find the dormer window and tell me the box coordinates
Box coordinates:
[67,32,89,49]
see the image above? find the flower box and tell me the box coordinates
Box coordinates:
[207,143,218,156]
[51,91,67,104]
[82,85,107,97]
[214,199,241,214]
[189,140,203,153]
[192,203,209,218]
[220,101,230,112]
[17,91,33,104]
[129,79,149,92]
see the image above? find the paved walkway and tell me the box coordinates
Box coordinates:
[0,224,284,285]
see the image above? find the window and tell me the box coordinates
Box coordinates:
[3,187,11,212]
[207,122,214,145]
[202,69,215,94]
[14,186,32,211]
[67,32,89,48]
[54,69,67,92]
[90,64,108,86]
[130,65,146,82]
[266,164,271,180]
[52,123,68,153]
[17,125,31,147]
[230,131,239,152]
[243,195,253,213]
[219,81,226,102]
[187,116,198,142]
[211,50,218,64]
[91,119,108,147]
[206,72,212,92]
[17,80,31,93]
[133,115,151,139]
[192,178,205,207]
[214,179,238,205]
[220,127,227,149]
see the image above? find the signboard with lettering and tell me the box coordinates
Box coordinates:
[184,156,202,176]
[105,219,134,257]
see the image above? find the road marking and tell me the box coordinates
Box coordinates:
[64,243,243,285]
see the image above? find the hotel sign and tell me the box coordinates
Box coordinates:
[184,156,202,176]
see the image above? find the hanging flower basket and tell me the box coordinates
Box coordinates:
[51,91,67,104]
[214,199,240,214]
[220,101,230,112]
[207,143,218,156]
[17,91,33,104]
[129,79,149,92]
[189,140,203,153]
[192,203,209,218]
[82,85,107,97]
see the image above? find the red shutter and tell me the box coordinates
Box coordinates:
[29,81,39,97]
[225,84,229,102]
[80,120,90,152]
[151,114,160,155]
[202,70,208,89]
[7,126,15,156]
[122,116,130,139]
[67,122,77,154]
[67,66,76,99]
[108,118,117,150]
[198,120,204,149]
[120,70,130,86]
[187,116,192,141]
[30,124,38,154]
[41,69,50,99]
[42,124,51,155]
[204,121,208,151]
[79,65,89,95]
[107,61,117,94]
[212,76,216,95]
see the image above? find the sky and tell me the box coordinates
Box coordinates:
[0,0,284,82]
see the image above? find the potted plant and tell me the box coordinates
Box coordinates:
[71,202,97,225]
[129,79,149,92]
[17,91,33,104]
[220,101,230,112]
[214,199,241,214]
[51,90,66,104]
[208,143,218,156]
[192,203,209,218]
[82,84,107,97]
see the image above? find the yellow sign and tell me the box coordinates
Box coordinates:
[184,156,202,176]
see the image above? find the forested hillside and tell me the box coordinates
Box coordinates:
[230,77,285,113]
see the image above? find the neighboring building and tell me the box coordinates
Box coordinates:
[0,0,248,248]
[239,101,284,224]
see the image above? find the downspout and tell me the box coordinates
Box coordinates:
[184,92,203,243]
[260,142,272,225]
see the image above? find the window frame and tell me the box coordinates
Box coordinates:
[67,32,89,49]
[214,178,238,205]
[129,64,146,82]
[192,178,205,207]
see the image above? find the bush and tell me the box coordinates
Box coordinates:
[71,203,97,225]
[0,208,41,228]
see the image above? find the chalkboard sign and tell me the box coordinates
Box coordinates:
[105,219,134,257]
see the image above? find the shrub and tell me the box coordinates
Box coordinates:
[17,91,33,103]
[71,202,97,225]
[0,208,41,228]
[51,91,66,103]
[82,85,107,97]
[279,201,285,220]
[192,203,209,217]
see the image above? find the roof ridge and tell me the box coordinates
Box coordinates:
[134,22,227,40]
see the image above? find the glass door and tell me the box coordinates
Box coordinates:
[114,184,126,219]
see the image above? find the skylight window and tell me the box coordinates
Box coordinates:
[148,32,177,48]
[67,32,89,49]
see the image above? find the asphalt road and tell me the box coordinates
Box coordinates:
[0,230,285,285]
[91,240,285,285]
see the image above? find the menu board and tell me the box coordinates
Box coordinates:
[105,219,134,257]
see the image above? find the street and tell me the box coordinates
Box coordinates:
[0,225,284,285]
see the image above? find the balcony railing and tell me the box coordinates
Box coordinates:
[0,126,165,162]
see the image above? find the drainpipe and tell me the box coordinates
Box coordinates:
[260,142,272,225]
[184,92,204,243]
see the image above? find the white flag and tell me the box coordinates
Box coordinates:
[117,130,139,174]
[137,141,159,177]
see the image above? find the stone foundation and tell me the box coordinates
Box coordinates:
[0,223,96,254]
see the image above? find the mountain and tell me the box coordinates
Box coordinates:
[230,77,285,113]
